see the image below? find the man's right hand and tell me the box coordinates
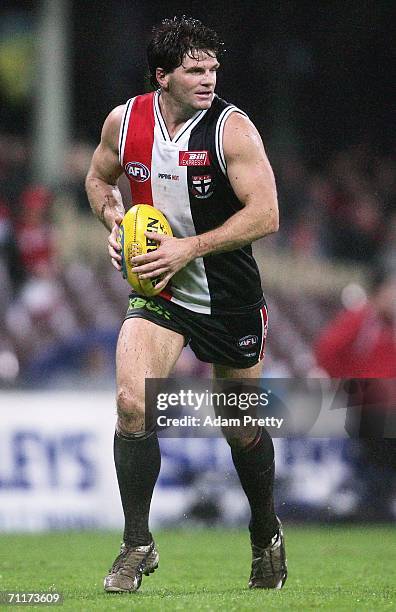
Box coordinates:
[108,217,123,271]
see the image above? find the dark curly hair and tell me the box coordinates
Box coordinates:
[147,16,225,89]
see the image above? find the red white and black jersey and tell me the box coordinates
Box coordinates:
[119,91,264,315]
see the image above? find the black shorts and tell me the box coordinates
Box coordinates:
[124,293,269,368]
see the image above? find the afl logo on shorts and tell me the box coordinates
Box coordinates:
[237,335,259,350]
[125,161,150,182]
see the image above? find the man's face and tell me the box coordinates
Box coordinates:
[160,50,219,111]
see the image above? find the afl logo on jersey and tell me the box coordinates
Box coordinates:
[125,161,150,182]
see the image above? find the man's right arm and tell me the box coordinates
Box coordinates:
[85,105,125,232]
[85,105,125,268]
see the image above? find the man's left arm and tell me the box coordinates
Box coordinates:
[195,112,279,255]
[132,113,278,288]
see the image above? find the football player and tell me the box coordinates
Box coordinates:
[85,15,287,593]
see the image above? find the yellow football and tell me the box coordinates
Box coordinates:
[117,204,173,296]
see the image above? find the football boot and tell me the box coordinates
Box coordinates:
[248,521,287,589]
[104,540,159,592]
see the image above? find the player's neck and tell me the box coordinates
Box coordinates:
[158,92,197,140]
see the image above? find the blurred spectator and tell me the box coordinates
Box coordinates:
[328,193,385,263]
[276,151,310,239]
[380,212,396,271]
[24,330,116,388]
[61,142,95,214]
[314,267,396,378]
[0,198,13,304]
[0,135,30,207]
[314,266,396,517]
[373,156,396,215]
[14,185,56,277]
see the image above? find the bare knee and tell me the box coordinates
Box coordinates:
[116,387,147,434]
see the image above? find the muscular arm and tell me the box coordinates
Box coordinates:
[85,106,125,232]
[195,112,279,257]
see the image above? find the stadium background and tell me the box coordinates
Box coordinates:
[0,0,395,569]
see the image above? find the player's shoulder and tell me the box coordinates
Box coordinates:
[100,104,126,152]
[224,110,254,132]
[103,105,125,135]
[103,92,154,155]
[223,110,262,161]
[210,95,257,135]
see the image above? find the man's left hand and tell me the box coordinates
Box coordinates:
[130,231,197,292]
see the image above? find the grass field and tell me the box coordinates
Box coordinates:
[1,526,395,611]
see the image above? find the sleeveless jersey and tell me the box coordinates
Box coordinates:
[119,91,264,315]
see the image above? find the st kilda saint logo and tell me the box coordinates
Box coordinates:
[125,161,150,182]
[191,174,214,199]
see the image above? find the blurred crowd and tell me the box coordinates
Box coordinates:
[0,133,395,388]
[275,145,396,267]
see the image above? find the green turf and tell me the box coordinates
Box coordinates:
[1,526,395,611]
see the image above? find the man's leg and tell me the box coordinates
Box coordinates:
[213,361,278,547]
[213,361,287,589]
[105,317,184,592]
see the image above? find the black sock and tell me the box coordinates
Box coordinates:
[114,429,161,547]
[231,427,278,548]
